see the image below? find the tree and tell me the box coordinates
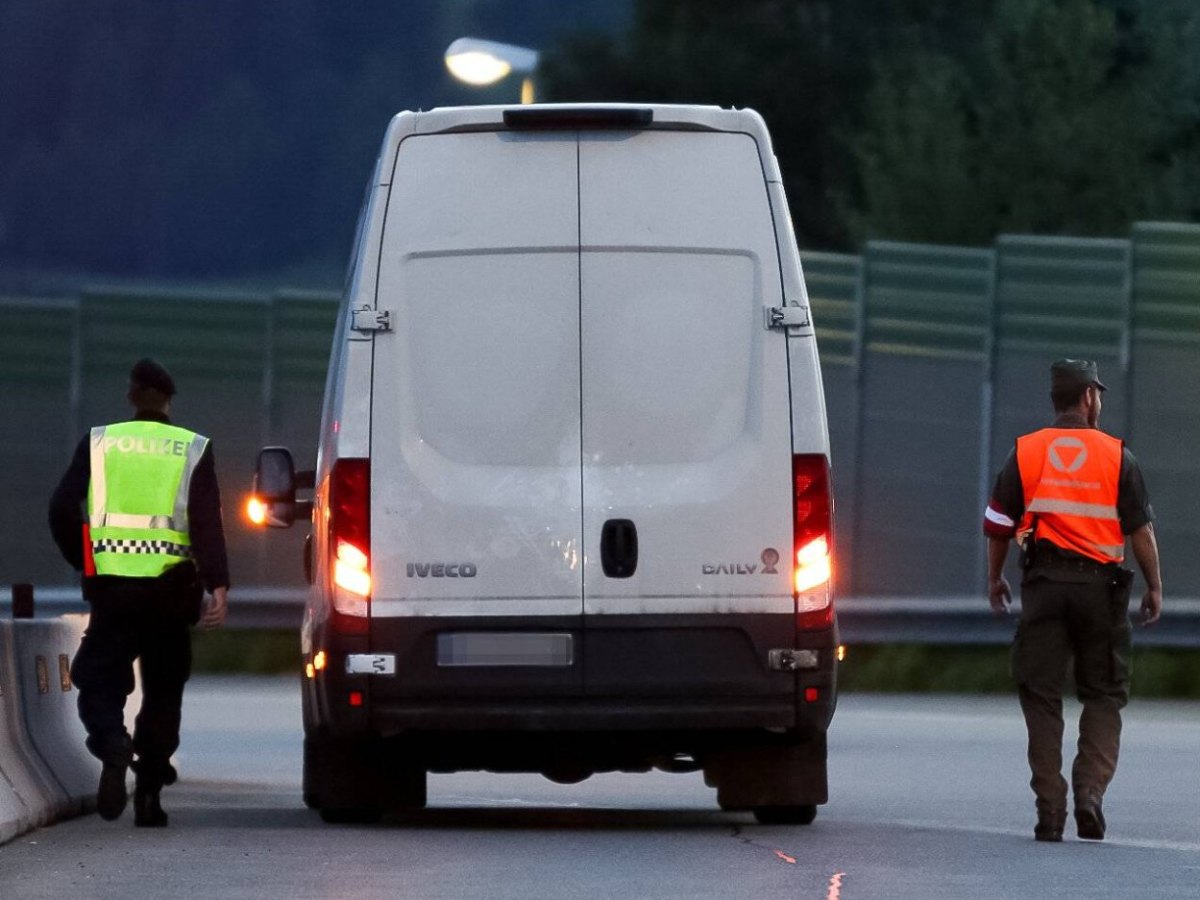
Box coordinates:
[543,0,1199,249]
[849,50,989,244]
[849,0,1199,244]
[975,0,1156,236]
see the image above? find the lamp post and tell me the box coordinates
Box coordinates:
[444,37,540,104]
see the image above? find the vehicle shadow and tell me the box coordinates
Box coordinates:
[174,788,749,832]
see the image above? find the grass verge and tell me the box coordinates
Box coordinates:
[838,643,1200,699]
[192,629,301,675]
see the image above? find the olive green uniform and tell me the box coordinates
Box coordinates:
[1013,556,1133,813]
[986,413,1152,814]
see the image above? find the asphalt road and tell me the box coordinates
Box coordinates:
[2,677,1197,900]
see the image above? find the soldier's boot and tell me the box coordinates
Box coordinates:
[1074,792,1106,841]
[1034,802,1066,843]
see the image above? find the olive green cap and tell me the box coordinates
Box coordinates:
[1050,358,1106,393]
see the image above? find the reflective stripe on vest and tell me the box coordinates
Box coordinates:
[1016,428,1124,564]
[87,421,209,578]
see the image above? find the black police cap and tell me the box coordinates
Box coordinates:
[1050,358,1106,394]
[129,358,176,397]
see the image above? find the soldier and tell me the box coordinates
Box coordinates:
[49,359,230,827]
[983,359,1163,842]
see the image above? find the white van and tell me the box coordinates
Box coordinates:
[254,104,838,824]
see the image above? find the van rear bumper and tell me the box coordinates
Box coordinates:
[369,695,815,734]
[364,611,831,697]
[309,612,837,741]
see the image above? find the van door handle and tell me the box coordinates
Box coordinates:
[600,519,638,578]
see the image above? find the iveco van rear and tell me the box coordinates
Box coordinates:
[253,104,838,824]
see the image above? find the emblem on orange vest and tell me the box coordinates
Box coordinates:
[1047,436,1088,473]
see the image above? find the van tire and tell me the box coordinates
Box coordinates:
[752,804,817,826]
[305,734,428,814]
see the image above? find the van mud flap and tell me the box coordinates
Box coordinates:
[703,732,827,810]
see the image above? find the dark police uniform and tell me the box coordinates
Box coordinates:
[48,360,229,825]
[984,360,1154,842]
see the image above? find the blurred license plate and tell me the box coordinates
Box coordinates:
[437,633,573,667]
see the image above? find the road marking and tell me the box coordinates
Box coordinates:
[890,819,1200,853]
[731,825,804,867]
[827,871,846,900]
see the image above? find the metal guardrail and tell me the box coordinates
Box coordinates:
[4,586,1198,648]
[836,596,1200,648]
[0,586,307,631]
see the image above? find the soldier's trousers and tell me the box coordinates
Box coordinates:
[71,569,199,791]
[1013,575,1132,811]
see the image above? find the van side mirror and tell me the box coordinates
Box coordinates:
[250,447,314,529]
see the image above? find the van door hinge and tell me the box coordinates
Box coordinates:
[765,304,810,332]
[351,306,392,333]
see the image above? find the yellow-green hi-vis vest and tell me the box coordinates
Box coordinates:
[87,421,209,578]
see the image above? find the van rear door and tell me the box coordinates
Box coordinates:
[369,131,584,695]
[577,130,796,698]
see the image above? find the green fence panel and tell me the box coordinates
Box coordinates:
[1130,222,1200,594]
[801,250,862,597]
[989,235,1134,591]
[991,234,1132,467]
[0,298,80,586]
[270,290,341,393]
[259,290,341,591]
[854,242,995,595]
[802,250,860,367]
[267,290,340,454]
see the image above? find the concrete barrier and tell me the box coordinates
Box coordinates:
[0,768,23,845]
[0,612,143,845]
[0,622,33,843]
[15,616,101,815]
[0,620,64,838]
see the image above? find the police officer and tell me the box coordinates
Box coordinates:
[983,359,1162,843]
[49,359,230,827]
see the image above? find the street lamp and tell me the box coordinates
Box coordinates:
[444,37,540,104]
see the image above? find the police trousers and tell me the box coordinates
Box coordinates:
[71,564,202,789]
[1013,571,1133,811]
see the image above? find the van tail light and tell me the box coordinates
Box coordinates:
[329,458,370,634]
[793,454,833,629]
[334,540,371,596]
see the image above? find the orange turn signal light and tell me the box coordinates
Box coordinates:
[245,495,268,526]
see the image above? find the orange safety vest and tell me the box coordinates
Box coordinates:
[1016,428,1124,564]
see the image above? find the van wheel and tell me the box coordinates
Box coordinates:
[753,804,817,826]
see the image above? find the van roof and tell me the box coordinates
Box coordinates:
[376,104,781,185]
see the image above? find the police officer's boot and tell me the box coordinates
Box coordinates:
[134,787,168,827]
[133,763,169,828]
[95,739,133,821]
